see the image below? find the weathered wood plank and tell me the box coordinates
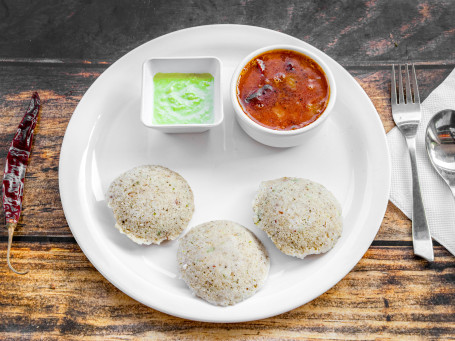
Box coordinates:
[0,65,103,237]
[0,65,451,239]
[0,242,453,339]
[0,0,453,65]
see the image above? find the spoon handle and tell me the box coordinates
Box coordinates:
[406,136,434,261]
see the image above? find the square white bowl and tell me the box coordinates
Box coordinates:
[141,57,223,133]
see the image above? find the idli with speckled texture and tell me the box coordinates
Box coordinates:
[253,177,342,259]
[177,220,269,306]
[107,165,194,245]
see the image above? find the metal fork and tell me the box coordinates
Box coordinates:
[391,64,434,262]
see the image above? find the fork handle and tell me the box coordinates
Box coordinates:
[405,136,434,261]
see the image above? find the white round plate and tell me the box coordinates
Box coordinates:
[59,25,391,323]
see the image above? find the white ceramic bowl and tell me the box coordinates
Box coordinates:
[141,56,223,133]
[231,45,336,147]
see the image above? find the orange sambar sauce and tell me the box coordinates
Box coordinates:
[236,49,330,131]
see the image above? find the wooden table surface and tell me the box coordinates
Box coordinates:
[1,1,454,339]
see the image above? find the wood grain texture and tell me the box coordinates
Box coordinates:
[0,0,454,65]
[0,66,451,238]
[0,65,103,237]
[0,0,454,339]
[0,66,453,339]
[0,241,454,340]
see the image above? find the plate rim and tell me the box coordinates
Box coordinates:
[59,24,391,323]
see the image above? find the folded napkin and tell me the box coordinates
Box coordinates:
[387,68,455,257]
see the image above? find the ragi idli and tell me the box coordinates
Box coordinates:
[177,220,269,306]
[107,165,194,245]
[253,177,342,259]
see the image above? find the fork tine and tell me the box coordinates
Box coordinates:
[411,64,420,104]
[405,64,412,103]
[391,65,397,105]
[398,64,405,104]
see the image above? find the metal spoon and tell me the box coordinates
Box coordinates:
[426,109,455,196]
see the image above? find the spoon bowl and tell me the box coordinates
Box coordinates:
[425,109,455,196]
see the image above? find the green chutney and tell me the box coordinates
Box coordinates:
[153,73,214,125]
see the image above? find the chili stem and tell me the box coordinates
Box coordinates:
[6,222,28,275]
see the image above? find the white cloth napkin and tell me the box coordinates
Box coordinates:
[387,68,455,257]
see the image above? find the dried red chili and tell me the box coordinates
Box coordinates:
[2,92,41,274]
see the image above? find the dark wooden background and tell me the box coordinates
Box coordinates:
[1,0,454,339]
